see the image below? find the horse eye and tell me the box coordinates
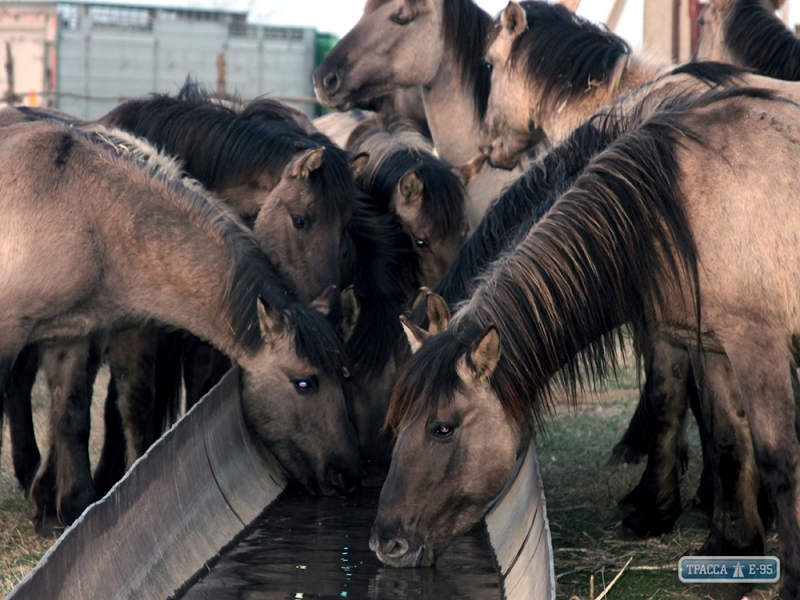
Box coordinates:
[390,14,413,25]
[414,237,428,248]
[342,367,352,381]
[484,62,493,71]
[291,214,306,230]
[292,377,318,395]
[432,424,455,438]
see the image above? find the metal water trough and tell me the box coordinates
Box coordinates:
[6,367,555,600]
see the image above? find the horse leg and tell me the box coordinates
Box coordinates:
[721,326,800,599]
[153,329,183,432]
[618,336,688,537]
[677,381,714,529]
[608,326,651,466]
[92,375,126,497]
[5,345,42,491]
[30,335,102,533]
[107,326,159,469]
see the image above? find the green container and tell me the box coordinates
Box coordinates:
[314,32,340,116]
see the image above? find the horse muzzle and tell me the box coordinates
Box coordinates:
[369,520,434,568]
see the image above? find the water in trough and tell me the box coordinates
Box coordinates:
[181,486,502,600]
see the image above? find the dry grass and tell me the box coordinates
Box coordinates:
[540,357,779,600]
[0,353,783,599]
[0,366,110,596]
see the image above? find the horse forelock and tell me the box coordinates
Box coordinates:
[726,0,800,80]
[386,327,471,433]
[510,1,630,113]
[442,0,492,121]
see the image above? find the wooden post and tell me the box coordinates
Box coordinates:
[4,42,15,106]
[643,0,693,64]
[216,52,227,100]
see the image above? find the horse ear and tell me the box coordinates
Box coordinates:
[310,284,337,316]
[468,325,500,382]
[340,285,360,343]
[349,152,370,178]
[397,170,424,207]
[454,154,488,187]
[400,315,430,354]
[426,292,450,335]
[501,2,528,39]
[292,147,325,179]
[558,0,581,12]
[257,297,287,341]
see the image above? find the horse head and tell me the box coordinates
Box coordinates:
[313,0,445,110]
[370,293,524,567]
[238,294,360,496]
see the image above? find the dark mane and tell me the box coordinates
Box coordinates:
[341,195,419,379]
[442,0,492,120]
[428,65,755,316]
[725,0,800,80]
[393,89,777,432]
[430,118,617,311]
[509,1,630,112]
[672,60,753,85]
[352,116,466,240]
[100,85,305,191]
[80,125,350,381]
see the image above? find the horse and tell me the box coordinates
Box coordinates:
[475,0,800,545]
[0,119,360,528]
[372,87,800,598]
[479,0,666,168]
[344,113,469,287]
[85,87,364,490]
[312,0,541,229]
[696,0,800,80]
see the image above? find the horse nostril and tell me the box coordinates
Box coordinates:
[323,71,341,95]
[326,467,360,494]
[384,537,410,558]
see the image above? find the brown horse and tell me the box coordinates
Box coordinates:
[88,88,364,489]
[372,87,800,598]
[313,0,537,229]
[696,0,800,79]
[0,119,360,526]
[344,113,468,287]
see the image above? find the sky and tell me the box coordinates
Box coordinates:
[247,0,800,50]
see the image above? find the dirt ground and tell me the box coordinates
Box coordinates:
[0,359,782,599]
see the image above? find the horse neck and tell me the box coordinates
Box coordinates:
[101,179,265,360]
[422,62,483,165]
[422,2,491,165]
[539,53,667,145]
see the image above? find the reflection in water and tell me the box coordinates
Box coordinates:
[182,487,501,600]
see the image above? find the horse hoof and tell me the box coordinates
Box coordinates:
[675,509,711,531]
[605,443,645,467]
[33,514,66,539]
[621,507,679,538]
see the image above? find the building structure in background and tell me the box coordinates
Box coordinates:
[0,0,333,118]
